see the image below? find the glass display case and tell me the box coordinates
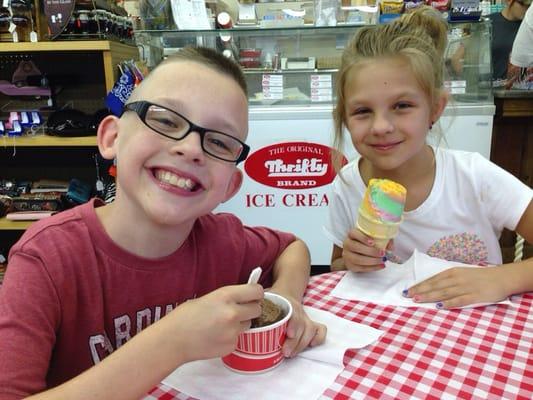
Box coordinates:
[134,20,492,105]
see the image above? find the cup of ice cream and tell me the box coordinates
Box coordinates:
[222,292,293,374]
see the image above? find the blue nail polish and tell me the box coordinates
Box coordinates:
[382,256,388,262]
[436,302,443,309]
[402,289,408,297]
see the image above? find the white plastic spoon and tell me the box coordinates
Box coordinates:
[247,266,262,285]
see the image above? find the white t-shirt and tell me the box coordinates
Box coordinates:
[510,6,533,68]
[324,148,532,265]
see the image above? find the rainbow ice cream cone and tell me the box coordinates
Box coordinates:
[357,179,407,250]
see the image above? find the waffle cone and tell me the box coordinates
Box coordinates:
[356,210,400,250]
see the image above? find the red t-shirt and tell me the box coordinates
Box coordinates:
[0,200,295,399]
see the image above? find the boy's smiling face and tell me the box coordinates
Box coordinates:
[100,61,248,229]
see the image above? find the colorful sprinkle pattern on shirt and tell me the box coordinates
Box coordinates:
[427,233,489,265]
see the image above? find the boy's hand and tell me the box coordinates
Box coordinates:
[277,295,327,358]
[174,284,263,363]
[341,228,388,272]
[405,266,508,309]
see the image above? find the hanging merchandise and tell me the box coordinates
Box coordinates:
[43,0,132,41]
[105,60,144,116]
[140,0,173,29]
[43,0,75,38]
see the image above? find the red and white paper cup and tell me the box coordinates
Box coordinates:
[222,292,293,374]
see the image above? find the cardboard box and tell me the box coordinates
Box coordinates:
[255,1,315,25]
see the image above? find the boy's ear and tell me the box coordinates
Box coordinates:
[222,168,243,203]
[97,115,120,160]
[432,90,449,122]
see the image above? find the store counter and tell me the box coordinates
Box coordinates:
[491,89,532,193]
[491,89,533,261]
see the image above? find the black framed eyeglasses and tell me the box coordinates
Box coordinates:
[123,101,250,164]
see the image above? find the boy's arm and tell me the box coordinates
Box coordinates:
[24,284,263,400]
[269,239,327,357]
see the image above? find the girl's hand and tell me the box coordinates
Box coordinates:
[405,266,508,309]
[340,228,388,272]
[278,295,327,358]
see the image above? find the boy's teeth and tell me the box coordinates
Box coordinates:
[157,170,195,190]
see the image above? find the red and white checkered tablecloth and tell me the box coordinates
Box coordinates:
[144,271,533,400]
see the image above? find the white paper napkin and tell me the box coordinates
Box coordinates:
[161,306,384,400]
[331,249,512,309]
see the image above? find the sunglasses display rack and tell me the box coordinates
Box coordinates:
[0,0,38,43]
[41,0,134,43]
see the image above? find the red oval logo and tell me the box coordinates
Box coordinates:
[244,142,344,190]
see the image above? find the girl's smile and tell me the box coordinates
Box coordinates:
[369,140,404,152]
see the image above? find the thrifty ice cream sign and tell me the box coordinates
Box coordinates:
[243,142,342,207]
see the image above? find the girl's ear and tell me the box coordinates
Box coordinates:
[222,169,243,203]
[432,90,449,123]
[97,115,120,161]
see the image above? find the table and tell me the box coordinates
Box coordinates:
[145,272,533,400]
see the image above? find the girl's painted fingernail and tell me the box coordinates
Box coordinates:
[367,239,374,246]
[413,295,421,302]
[380,263,386,269]
[402,289,409,297]
[382,256,387,262]
[436,302,444,309]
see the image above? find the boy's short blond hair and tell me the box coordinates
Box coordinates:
[141,47,247,98]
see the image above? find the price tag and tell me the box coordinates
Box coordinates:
[11,30,18,43]
[262,74,284,100]
[262,74,283,86]
[8,22,16,34]
[310,75,332,102]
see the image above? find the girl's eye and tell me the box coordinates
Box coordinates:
[351,108,370,116]
[395,102,412,110]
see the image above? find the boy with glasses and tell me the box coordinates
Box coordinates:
[0,47,326,399]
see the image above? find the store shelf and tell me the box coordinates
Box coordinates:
[0,40,132,53]
[0,40,137,254]
[0,40,138,92]
[1,135,97,147]
[0,218,31,230]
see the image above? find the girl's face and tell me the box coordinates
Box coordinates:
[343,58,443,174]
